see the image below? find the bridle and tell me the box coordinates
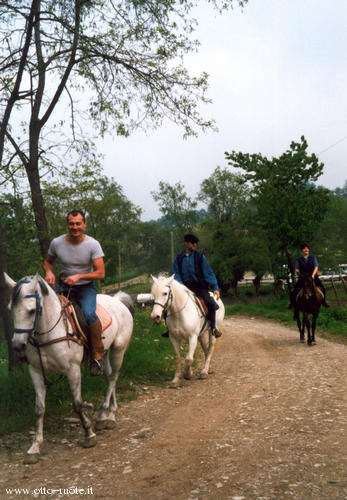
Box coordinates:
[12,282,76,386]
[153,284,194,318]
[153,286,173,314]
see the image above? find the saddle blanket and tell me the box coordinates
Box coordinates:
[59,296,112,336]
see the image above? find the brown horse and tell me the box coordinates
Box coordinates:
[294,273,324,346]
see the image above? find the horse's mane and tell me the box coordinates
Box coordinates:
[11,275,49,307]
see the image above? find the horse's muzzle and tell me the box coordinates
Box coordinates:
[12,339,26,352]
[151,312,162,324]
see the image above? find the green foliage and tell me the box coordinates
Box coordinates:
[198,166,249,222]
[311,192,347,269]
[0,196,41,279]
[225,136,330,273]
[151,180,201,235]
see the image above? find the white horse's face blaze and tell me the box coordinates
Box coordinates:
[9,278,42,352]
[150,279,171,323]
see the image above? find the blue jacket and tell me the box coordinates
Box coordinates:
[172,251,219,291]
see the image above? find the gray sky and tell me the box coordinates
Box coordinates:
[100,0,347,220]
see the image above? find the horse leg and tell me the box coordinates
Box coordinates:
[169,335,182,388]
[25,367,47,464]
[304,312,312,346]
[184,334,198,380]
[311,315,317,345]
[95,348,125,431]
[199,332,216,379]
[67,365,96,448]
[296,313,305,343]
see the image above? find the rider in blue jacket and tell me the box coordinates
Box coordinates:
[171,233,222,337]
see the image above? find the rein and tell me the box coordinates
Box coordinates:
[16,285,84,386]
[155,285,207,333]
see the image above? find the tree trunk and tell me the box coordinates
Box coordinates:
[26,130,50,258]
[0,222,19,370]
[252,275,261,296]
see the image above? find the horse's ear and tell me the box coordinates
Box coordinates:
[151,275,158,284]
[168,274,175,285]
[3,272,16,289]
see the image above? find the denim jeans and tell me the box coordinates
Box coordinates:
[57,281,98,325]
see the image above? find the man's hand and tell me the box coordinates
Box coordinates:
[45,270,56,286]
[213,290,220,301]
[64,274,81,286]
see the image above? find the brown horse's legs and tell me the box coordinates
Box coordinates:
[296,312,305,343]
[303,312,312,345]
[311,315,317,344]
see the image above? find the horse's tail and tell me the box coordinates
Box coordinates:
[114,291,135,317]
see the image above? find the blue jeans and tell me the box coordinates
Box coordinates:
[57,282,98,325]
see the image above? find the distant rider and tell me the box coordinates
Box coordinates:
[288,243,329,309]
[171,233,222,337]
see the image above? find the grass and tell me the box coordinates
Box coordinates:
[1,280,346,437]
[0,307,173,436]
[225,282,347,341]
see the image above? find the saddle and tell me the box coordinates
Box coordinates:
[295,285,324,303]
[58,295,112,342]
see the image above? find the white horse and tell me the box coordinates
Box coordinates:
[151,274,225,388]
[4,272,133,464]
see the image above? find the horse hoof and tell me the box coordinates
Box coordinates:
[105,420,116,429]
[94,420,106,431]
[82,435,97,448]
[24,453,40,464]
[300,339,305,343]
[199,372,208,379]
[169,381,179,389]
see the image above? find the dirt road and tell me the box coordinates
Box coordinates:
[1,316,346,500]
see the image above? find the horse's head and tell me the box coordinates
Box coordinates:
[150,274,175,323]
[4,273,49,353]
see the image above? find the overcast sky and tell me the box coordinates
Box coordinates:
[100,0,347,220]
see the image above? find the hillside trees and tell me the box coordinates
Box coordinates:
[1,0,247,257]
[0,0,246,364]
[225,136,330,284]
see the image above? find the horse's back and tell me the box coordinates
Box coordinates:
[96,293,134,342]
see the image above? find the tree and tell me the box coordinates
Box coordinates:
[311,191,347,269]
[0,0,247,365]
[1,0,246,258]
[151,180,200,235]
[42,165,142,282]
[225,136,330,284]
[198,167,249,222]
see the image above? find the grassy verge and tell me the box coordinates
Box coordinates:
[0,307,172,436]
[225,283,347,341]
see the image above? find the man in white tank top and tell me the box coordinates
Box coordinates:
[43,210,106,376]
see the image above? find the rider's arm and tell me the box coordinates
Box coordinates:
[63,257,105,286]
[295,259,300,276]
[201,256,220,299]
[44,254,56,285]
[312,256,319,278]
[172,256,183,284]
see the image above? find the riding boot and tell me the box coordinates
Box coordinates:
[209,310,222,338]
[89,318,105,376]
